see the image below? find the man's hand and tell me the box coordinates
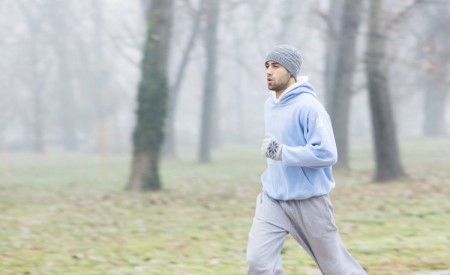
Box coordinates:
[261,134,283,160]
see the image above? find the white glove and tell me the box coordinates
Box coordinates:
[261,134,283,160]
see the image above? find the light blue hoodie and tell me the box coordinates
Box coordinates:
[261,78,338,201]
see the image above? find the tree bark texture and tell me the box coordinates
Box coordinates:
[366,0,406,182]
[127,0,174,191]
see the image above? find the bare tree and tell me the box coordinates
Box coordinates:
[323,0,344,106]
[46,1,78,151]
[16,0,47,153]
[163,0,204,159]
[127,0,174,191]
[366,0,406,181]
[421,4,450,136]
[327,0,363,168]
[199,0,220,163]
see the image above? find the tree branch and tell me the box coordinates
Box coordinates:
[387,0,423,29]
[104,27,140,68]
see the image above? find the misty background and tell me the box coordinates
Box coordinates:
[1,1,450,273]
[1,0,449,157]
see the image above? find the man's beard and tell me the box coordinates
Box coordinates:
[268,78,290,92]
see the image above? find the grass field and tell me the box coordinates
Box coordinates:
[0,138,449,274]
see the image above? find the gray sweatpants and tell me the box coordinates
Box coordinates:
[246,192,366,275]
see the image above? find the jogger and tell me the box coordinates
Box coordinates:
[251,45,366,274]
[246,193,366,275]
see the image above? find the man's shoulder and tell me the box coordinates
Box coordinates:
[294,94,328,114]
[291,92,319,107]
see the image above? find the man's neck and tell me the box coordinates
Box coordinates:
[275,78,296,99]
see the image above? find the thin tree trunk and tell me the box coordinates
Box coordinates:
[91,0,110,178]
[48,2,77,151]
[17,1,45,153]
[126,0,174,191]
[199,0,219,163]
[328,0,363,168]
[0,129,10,186]
[366,0,406,182]
[324,0,344,108]
[423,79,446,136]
[31,31,44,153]
[422,5,449,137]
[59,57,77,151]
[234,32,244,143]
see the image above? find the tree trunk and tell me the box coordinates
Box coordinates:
[126,0,174,191]
[423,79,447,136]
[48,2,77,151]
[233,31,244,143]
[276,0,296,42]
[324,0,344,108]
[327,0,362,169]
[91,0,110,178]
[30,30,44,153]
[17,1,45,153]
[128,151,158,192]
[59,50,77,151]
[366,0,406,182]
[422,5,449,137]
[163,0,204,159]
[0,129,10,186]
[199,0,220,163]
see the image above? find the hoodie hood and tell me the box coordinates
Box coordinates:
[271,76,316,104]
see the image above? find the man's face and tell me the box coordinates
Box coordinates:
[265,61,291,92]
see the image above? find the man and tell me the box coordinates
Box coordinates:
[246,45,366,275]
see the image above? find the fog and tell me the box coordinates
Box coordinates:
[1,0,449,155]
[1,1,450,273]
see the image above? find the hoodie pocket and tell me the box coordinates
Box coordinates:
[298,167,313,186]
[267,160,289,199]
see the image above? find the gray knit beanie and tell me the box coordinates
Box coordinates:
[265,45,302,80]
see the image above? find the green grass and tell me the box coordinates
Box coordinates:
[0,138,449,274]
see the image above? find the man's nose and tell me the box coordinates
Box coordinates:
[266,67,272,75]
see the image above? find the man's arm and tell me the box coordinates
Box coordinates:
[282,109,337,168]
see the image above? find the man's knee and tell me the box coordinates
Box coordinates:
[247,250,282,274]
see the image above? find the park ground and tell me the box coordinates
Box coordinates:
[0,138,449,274]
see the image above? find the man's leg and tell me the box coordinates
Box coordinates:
[246,193,290,275]
[282,195,366,275]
